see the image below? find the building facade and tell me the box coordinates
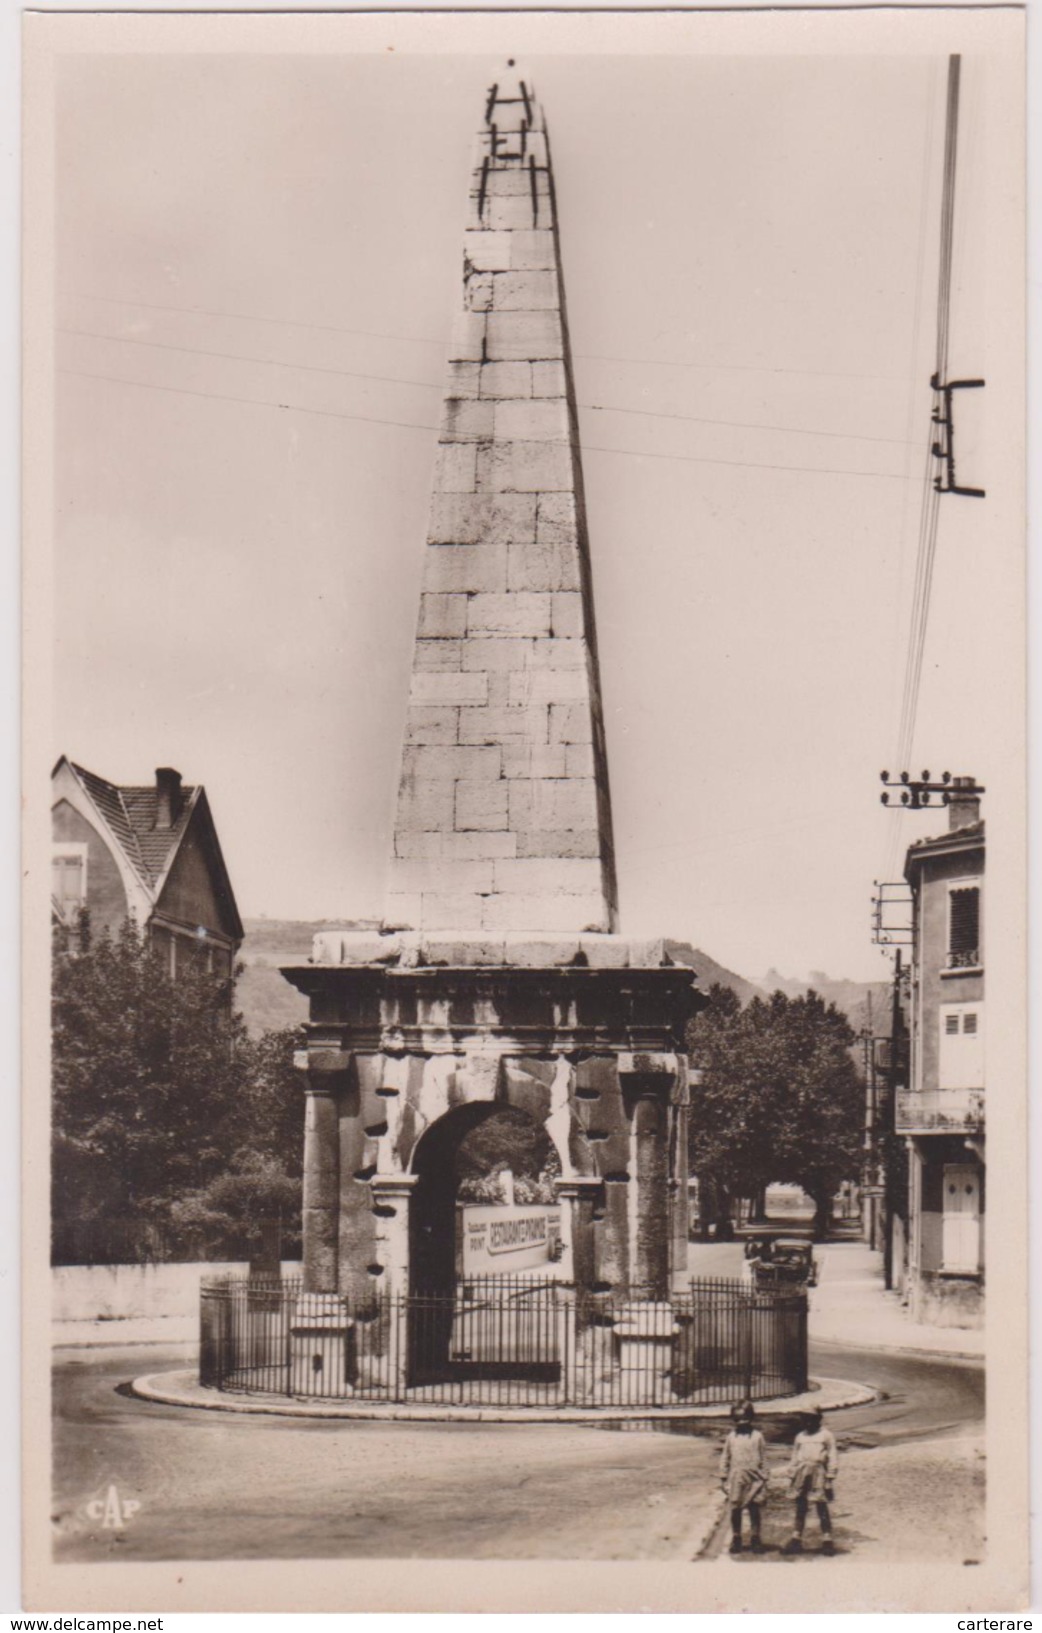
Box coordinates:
[51,757,243,979]
[897,780,984,1328]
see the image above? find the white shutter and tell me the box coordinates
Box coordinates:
[938,1003,985,1089]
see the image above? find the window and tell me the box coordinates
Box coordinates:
[947,885,981,968]
[939,1003,984,1089]
[52,845,87,921]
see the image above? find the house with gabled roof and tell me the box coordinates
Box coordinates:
[51,756,243,981]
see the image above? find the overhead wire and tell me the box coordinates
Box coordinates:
[58,365,912,483]
[882,54,961,884]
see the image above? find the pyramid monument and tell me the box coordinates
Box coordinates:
[383,67,617,937]
[284,69,700,1350]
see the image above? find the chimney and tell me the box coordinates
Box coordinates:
[155,767,183,830]
[948,776,980,832]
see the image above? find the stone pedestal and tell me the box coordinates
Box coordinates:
[613,1302,680,1406]
[288,1292,353,1397]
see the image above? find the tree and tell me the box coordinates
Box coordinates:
[52,914,304,1261]
[687,984,864,1240]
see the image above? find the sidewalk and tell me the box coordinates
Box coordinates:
[809,1242,984,1360]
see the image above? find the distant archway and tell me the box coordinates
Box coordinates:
[408,1102,560,1294]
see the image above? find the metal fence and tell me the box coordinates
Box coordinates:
[200,1274,807,1408]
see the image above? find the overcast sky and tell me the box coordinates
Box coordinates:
[51,28,1020,982]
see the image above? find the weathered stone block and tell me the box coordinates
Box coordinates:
[403,745,501,783]
[433,443,478,494]
[509,666,590,706]
[394,778,455,833]
[441,831,517,860]
[494,398,570,444]
[427,494,491,545]
[516,828,602,858]
[460,635,533,672]
[422,892,487,931]
[530,637,586,669]
[464,229,513,272]
[478,362,531,400]
[389,857,495,895]
[449,311,486,361]
[457,704,549,744]
[410,670,488,706]
[509,231,556,271]
[551,592,585,638]
[440,398,494,441]
[418,593,468,639]
[501,743,566,780]
[447,361,480,399]
[394,831,443,859]
[465,271,494,313]
[468,592,552,637]
[483,168,550,198]
[537,492,579,547]
[494,857,605,896]
[486,311,564,362]
[480,891,611,933]
[565,743,596,777]
[549,701,594,744]
[509,777,601,832]
[486,441,573,493]
[531,361,568,398]
[488,494,538,546]
[455,779,509,831]
[413,638,462,671]
[423,544,507,595]
[506,539,581,593]
[491,270,559,311]
[487,194,542,231]
[404,705,459,745]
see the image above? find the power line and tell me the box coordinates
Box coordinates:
[59,365,910,482]
[584,400,912,448]
[63,288,916,386]
[59,328,442,394]
[62,326,913,449]
[60,290,442,350]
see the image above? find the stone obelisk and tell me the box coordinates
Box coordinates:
[385,70,617,936]
[284,69,700,1334]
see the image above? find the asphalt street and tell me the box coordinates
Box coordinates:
[51,1336,983,1564]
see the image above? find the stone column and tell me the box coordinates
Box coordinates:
[370,1174,418,1399]
[555,1176,602,1291]
[620,1054,677,1300]
[302,1083,340,1293]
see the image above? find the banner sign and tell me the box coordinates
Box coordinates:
[460,1203,562,1274]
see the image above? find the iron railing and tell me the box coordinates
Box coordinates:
[200,1273,807,1408]
[895,1086,984,1133]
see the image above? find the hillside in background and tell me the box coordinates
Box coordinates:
[758,967,892,1033]
[663,942,766,1007]
[234,920,886,1040]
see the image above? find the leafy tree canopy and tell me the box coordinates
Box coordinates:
[52,915,303,1260]
[687,984,863,1236]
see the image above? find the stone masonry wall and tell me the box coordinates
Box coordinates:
[386,80,618,936]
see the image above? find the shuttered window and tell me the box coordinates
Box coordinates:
[948,886,980,968]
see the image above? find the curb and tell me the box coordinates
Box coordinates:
[130,1370,877,1423]
[812,1332,984,1366]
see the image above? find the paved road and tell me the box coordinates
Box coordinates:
[51,1337,981,1565]
[52,1345,719,1562]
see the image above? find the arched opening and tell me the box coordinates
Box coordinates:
[406,1102,563,1386]
[409,1102,561,1293]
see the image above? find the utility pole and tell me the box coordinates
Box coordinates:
[882,949,903,1288]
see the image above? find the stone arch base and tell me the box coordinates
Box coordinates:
[283,939,701,1303]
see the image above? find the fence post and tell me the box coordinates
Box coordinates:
[556,1285,576,1405]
